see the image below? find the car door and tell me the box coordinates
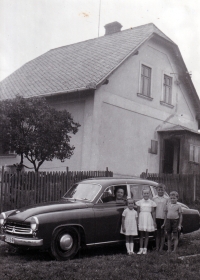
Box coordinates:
[93,185,127,243]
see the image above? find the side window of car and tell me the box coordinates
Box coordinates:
[99,185,128,203]
[100,186,115,203]
[130,184,153,200]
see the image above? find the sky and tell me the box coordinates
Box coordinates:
[0,0,200,96]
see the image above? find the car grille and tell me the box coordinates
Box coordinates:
[5,222,32,236]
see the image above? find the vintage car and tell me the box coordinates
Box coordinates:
[0,177,199,260]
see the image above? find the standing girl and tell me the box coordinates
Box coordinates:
[136,189,157,254]
[121,198,138,255]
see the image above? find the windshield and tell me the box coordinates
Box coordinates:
[63,183,101,201]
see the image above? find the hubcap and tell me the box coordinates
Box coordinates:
[60,234,73,250]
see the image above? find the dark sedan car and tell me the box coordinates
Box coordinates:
[0,177,199,260]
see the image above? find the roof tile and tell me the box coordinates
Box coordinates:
[0,23,174,99]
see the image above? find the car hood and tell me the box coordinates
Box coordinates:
[7,200,91,222]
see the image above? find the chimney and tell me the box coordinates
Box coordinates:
[104,21,122,35]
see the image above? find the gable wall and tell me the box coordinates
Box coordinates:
[90,37,199,176]
[101,37,196,128]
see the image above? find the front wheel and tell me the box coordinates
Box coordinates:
[50,227,80,260]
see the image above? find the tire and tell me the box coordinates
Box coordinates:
[50,227,80,261]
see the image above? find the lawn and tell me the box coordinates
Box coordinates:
[0,229,200,280]
[1,203,200,280]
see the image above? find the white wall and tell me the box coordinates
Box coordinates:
[89,37,198,176]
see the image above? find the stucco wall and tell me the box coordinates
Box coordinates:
[100,37,196,130]
[42,93,95,171]
[90,37,199,176]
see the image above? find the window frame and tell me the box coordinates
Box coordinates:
[140,64,152,97]
[189,144,200,164]
[161,73,173,107]
[97,184,128,204]
[0,144,16,157]
[137,62,153,101]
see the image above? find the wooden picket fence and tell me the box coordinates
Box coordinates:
[140,172,200,204]
[0,167,113,212]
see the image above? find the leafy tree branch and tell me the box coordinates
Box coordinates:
[0,96,80,171]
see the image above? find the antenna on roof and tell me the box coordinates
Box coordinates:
[98,0,101,37]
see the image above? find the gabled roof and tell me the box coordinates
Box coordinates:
[0,23,175,100]
[158,125,200,135]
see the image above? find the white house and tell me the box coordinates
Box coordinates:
[1,22,200,176]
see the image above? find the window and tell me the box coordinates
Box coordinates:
[189,144,200,163]
[163,75,172,104]
[99,185,127,203]
[63,183,102,202]
[140,65,151,97]
[129,185,153,200]
[0,144,16,156]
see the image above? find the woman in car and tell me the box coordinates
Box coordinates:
[106,187,127,203]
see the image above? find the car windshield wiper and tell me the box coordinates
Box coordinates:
[63,197,91,202]
[79,198,90,201]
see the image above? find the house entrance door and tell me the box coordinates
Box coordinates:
[163,139,180,174]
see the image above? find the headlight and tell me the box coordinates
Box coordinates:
[30,216,39,231]
[0,212,6,226]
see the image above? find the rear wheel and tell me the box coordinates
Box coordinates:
[50,227,80,260]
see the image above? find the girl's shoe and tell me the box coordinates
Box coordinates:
[143,248,147,254]
[137,248,143,254]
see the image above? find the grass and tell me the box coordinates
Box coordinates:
[0,229,200,280]
[0,203,200,280]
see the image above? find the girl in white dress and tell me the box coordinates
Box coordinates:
[136,189,156,255]
[121,198,138,255]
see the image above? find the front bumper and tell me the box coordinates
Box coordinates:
[0,234,43,247]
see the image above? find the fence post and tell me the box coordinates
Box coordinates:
[66,167,70,191]
[193,172,196,202]
[0,166,4,213]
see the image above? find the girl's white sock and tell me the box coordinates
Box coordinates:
[130,242,134,252]
[126,242,130,253]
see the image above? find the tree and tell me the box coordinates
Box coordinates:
[0,96,80,171]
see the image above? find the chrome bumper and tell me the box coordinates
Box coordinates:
[0,234,43,247]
